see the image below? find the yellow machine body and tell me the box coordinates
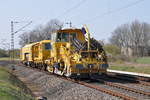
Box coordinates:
[21,27,108,78]
[46,28,108,78]
[21,40,51,67]
[32,40,51,62]
[20,43,36,62]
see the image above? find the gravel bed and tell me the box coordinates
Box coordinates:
[6,64,121,100]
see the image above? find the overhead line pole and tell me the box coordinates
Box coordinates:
[11,21,14,61]
[10,21,32,62]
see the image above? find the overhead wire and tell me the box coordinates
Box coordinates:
[77,0,145,25]
[14,21,32,34]
[56,0,88,19]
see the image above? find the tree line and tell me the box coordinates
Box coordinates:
[110,20,150,57]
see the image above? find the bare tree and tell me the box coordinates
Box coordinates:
[19,19,63,46]
[110,20,150,56]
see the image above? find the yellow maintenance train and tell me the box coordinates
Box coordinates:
[20,25,108,78]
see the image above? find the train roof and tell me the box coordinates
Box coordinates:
[22,40,50,48]
[51,28,82,34]
[57,28,81,32]
[22,42,37,48]
[39,40,51,43]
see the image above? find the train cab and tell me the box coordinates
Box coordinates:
[51,28,85,43]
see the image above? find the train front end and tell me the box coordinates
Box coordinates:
[48,26,108,78]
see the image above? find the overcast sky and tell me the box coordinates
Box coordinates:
[0,0,149,49]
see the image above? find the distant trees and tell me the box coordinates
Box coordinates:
[110,20,150,57]
[0,49,9,57]
[19,19,63,46]
[0,49,20,58]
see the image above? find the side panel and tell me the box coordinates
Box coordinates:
[32,43,40,61]
[42,42,51,60]
[32,40,51,62]
[21,44,35,63]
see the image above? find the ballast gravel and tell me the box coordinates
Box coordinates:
[7,64,121,100]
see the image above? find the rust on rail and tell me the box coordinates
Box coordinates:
[97,79,150,97]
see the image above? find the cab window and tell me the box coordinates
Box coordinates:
[56,32,69,42]
[44,43,51,50]
[70,32,77,40]
[62,32,69,42]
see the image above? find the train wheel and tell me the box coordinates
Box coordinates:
[33,63,36,68]
[26,62,30,67]
[64,67,72,77]
[61,65,67,76]
[47,66,53,73]
[54,67,58,74]
[44,64,47,71]
[40,63,43,70]
[24,62,28,66]
[41,64,47,71]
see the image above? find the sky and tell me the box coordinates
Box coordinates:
[0,0,149,49]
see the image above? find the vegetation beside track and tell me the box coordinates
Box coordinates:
[135,57,150,64]
[0,57,19,61]
[0,57,11,61]
[0,67,34,100]
[109,63,150,74]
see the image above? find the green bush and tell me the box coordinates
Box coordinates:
[107,54,136,63]
[104,44,121,56]
[0,49,9,57]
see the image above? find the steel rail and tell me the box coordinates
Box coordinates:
[108,74,150,87]
[75,80,137,100]
[96,78,150,97]
[108,72,150,82]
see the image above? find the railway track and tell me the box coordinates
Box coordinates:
[86,78,150,100]
[12,63,150,100]
[108,72,150,81]
[107,72,150,87]
[32,69,138,100]
[74,80,138,100]
[93,78,150,97]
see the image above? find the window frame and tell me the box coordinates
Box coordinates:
[44,43,51,50]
